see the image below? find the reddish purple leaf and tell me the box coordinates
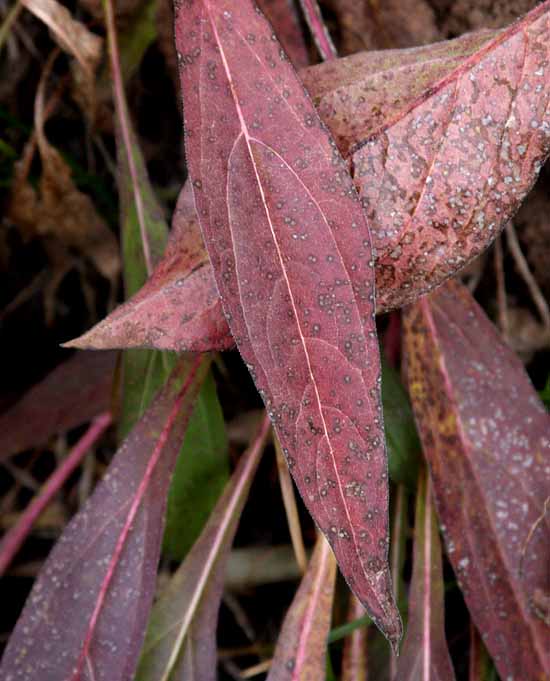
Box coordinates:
[66,184,233,353]
[403,280,550,680]
[0,350,115,460]
[0,355,209,681]
[174,0,401,645]
[349,2,550,310]
[394,468,455,681]
[68,4,550,356]
[267,534,337,681]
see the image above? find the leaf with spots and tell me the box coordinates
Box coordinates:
[341,1,550,310]
[136,415,271,681]
[174,0,401,646]
[403,279,550,680]
[69,3,550,356]
[394,467,455,681]
[0,355,209,681]
[267,534,337,681]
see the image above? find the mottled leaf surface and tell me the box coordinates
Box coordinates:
[70,4,550,355]
[136,416,271,681]
[67,183,233,354]
[348,2,550,310]
[267,534,337,681]
[175,0,401,643]
[0,350,115,460]
[0,356,209,681]
[394,468,455,681]
[403,280,550,680]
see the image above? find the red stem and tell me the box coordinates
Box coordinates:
[0,411,112,577]
[298,0,337,61]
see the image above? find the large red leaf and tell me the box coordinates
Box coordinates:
[0,355,209,681]
[403,280,550,680]
[267,534,337,681]
[174,0,401,645]
[394,468,455,681]
[68,5,550,355]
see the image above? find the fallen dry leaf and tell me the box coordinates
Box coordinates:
[21,0,103,118]
[8,55,120,287]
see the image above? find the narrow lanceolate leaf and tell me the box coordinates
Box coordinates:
[267,534,337,681]
[69,4,550,356]
[136,415,271,681]
[394,468,455,681]
[341,595,369,681]
[0,350,115,460]
[346,2,550,310]
[175,0,401,645]
[0,355,209,681]
[403,280,550,680]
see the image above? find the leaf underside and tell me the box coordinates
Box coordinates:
[175,0,401,645]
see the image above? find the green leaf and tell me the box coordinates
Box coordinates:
[163,370,229,559]
[381,356,421,489]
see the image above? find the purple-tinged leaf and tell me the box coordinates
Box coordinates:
[69,4,550,356]
[394,468,455,681]
[297,0,337,61]
[342,595,368,681]
[403,279,550,680]
[267,534,337,681]
[136,415,271,681]
[258,0,310,69]
[349,2,550,310]
[65,184,233,353]
[0,350,115,460]
[0,355,209,681]
[175,0,401,645]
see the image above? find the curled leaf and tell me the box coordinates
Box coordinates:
[267,534,337,681]
[403,280,550,680]
[175,0,401,644]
